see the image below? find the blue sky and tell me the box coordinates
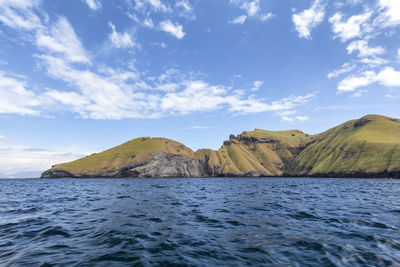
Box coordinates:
[0,0,399,177]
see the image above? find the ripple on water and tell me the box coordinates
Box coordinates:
[0,177,399,266]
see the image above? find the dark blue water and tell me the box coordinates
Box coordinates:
[0,178,399,266]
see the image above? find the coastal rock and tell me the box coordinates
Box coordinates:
[122,152,209,178]
[41,169,76,178]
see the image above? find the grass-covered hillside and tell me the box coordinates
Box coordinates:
[197,129,312,176]
[44,114,400,178]
[291,115,400,176]
[52,137,195,175]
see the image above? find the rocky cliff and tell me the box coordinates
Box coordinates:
[41,114,400,178]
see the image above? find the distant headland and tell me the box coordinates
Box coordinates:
[41,114,400,178]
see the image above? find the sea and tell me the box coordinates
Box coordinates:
[0,177,399,266]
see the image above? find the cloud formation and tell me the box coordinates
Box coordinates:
[0,144,89,175]
[292,0,325,39]
[108,22,135,48]
[83,0,102,11]
[229,0,274,24]
[159,20,185,39]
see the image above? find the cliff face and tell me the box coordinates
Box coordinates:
[41,114,400,178]
[42,152,209,178]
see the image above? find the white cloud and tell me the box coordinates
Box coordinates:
[327,63,355,78]
[230,15,247,24]
[108,22,135,49]
[260,13,274,22]
[143,18,154,28]
[192,126,212,129]
[338,67,400,92]
[83,0,102,11]
[251,80,263,91]
[346,40,385,58]
[0,0,316,122]
[377,67,400,87]
[135,0,170,12]
[378,0,400,26]
[241,0,260,17]
[292,0,325,39]
[37,54,153,119]
[359,57,388,66]
[398,48,400,58]
[0,0,42,30]
[0,71,43,115]
[338,71,376,92]
[229,0,273,23]
[228,93,316,114]
[0,135,4,140]
[176,0,195,19]
[329,11,372,42]
[277,110,309,123]
[351,89,368,97]
[36,17,91,64]
[159,20,185,39]
[0,145,89,175]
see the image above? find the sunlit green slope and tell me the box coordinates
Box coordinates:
[197,129,312,176]
[52,137,194,175]
[291,115,400,176]
[44,114,400,178]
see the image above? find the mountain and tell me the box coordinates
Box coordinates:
[41,115,400,178]
[291,114,400,177]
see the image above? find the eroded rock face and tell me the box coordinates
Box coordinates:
[123,152,209,178]
[41,152,210,178]
[41,169,76,178]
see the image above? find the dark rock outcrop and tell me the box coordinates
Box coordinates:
[41,152,210,178]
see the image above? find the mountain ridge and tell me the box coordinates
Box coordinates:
[41,114,400,178]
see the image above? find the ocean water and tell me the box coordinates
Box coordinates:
[0,178,399,266]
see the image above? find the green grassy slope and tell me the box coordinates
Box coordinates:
[196,129,313,176]
[46,114,400,177]
[292,115,400,176]
[52,137,194,174]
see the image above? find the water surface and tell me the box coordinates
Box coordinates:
[0,178,399,266]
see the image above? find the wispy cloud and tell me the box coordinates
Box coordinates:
[251,80,263,91]
[346,40,385,58]
[0,71,43,115]
[329,11,372,42]
[108,22,135,49]
[0,0,316,122]
[260,13,274,22]
[276,110,309,123]
[229,0,274,24]
[338,67,400,92]
[292,0,325,39]
[192,126,212,129]
[230,15,247,25]
[82,0,102,11]
[0,144,90,175]
[327,63,355,79]
[159,20,185,39]
[36,17,91,64]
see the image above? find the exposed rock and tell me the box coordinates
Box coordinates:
[123,152,209,178]
[42,152,210,178]
[354,116,372,127]
[41,169,76,178]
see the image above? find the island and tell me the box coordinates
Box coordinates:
[41,114,400,178]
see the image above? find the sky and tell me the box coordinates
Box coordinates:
[0,0,399,177]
